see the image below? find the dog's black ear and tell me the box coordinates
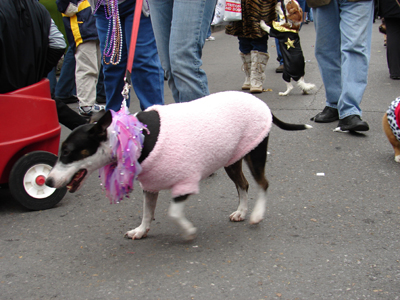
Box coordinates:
[88,110,112,141]
[89,109,107,124]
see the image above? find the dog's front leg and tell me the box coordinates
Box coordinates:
[279,81,294,96]
[124,191,158,240]
[169,195,197,240]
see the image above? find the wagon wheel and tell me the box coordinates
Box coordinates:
[9,151,67,210]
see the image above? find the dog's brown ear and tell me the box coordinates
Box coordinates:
[88,110,112,141]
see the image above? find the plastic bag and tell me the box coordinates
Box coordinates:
[224,0,242,22]
[211,0,226,25]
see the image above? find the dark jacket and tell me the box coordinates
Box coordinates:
[0,0,52,93]
[377,0,400,18]
[225,0,277,39]
[56,0,98,50]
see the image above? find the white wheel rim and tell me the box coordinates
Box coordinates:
[23,163,56,199]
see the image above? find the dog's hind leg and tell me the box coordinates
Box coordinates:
[169,195,197,240]
[225,159,249,222]
[244,136,269,224]
[279,81,294,96]
[124,191,159,240]
[383,113,400,162]
[297,77,316,95]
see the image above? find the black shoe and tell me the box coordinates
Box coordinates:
[310,106,339,123]
[337,115,369,132]
[275,64,284,73]
[96,96,106,104]
[55,95,78,104]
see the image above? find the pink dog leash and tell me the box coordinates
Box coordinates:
[122,0,143,102]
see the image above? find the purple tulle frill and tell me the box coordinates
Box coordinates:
[99,106,147,203]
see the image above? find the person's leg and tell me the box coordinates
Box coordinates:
[96,64,106,103]
[147,0,177,100]
[249,35,269,93]
[47,67,57,98]
[55,45,76,101]
[75,41,100,109]
[95,4,129,112]
[275,38,284,73]
[128,14,164,110]
[168,0,217,102]
[338,0,373,119]
[313,1,341,110]
[385,18,400,79]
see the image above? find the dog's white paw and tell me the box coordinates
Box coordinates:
[230,210,247,222]
[279,91,289,96]
[298,80,315,94]
[124,227,149,240]
[260,20,270,33]
[183,227,197,241]
[395,155,400,163]
[249,212,264,225]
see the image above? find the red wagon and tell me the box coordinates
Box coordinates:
[0,79,67,210]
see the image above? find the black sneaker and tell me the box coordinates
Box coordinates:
[337,115,369,132]
[310,106,339,123]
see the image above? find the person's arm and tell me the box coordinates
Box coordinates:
[56,0,78,16]
[43,19,66,77]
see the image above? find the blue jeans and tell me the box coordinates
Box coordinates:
[148,0,216,103]
[47,46,76,99]
[238,35,269,54]
[95,0,164,111]
[313,0,373,119]
[55,46,76,99]
[275,38,283,65]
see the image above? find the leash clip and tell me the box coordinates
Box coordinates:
[122,69,132,102]
[121,80,131,101]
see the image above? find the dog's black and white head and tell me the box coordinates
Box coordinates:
[46,111,115,192]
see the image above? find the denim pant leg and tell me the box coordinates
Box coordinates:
[148,0,216,103]
[96,1,163,111]
[314,0,373,118]
[55,46,76,99]
[128,14,164,111]
[338,1,373,118]
[238,35,269,54]
[47,68,57,98]
[275,38,283,65]
[96,3,129,111]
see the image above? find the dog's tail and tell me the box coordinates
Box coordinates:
[272,113,312,131]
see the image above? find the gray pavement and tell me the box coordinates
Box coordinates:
[1,21,400,299]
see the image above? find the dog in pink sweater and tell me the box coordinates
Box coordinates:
[46,91,311,240]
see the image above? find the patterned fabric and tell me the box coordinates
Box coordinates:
[386,96,400,142]
[225,0,277,39]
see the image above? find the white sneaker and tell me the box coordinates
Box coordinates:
[78,104,105,117]
[206,36,215,41]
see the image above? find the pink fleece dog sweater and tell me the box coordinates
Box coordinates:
[138,91,273,198]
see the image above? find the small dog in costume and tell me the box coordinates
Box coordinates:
[383,96,400,162]
[260,0,315,96]
[46,91,311,241]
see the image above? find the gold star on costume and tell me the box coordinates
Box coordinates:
[285,38,295,50]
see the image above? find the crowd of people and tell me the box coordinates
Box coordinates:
[0,0,399,134]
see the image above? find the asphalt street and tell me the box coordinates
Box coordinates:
[1,21,400,299]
